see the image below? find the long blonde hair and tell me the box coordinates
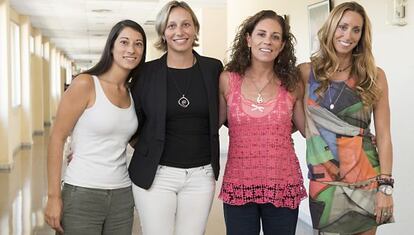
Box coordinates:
[311,1,380,106]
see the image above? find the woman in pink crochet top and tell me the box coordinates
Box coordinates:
[218,10,306,235]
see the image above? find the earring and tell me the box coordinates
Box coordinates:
[247,46,251,61]
[352,43,361,55]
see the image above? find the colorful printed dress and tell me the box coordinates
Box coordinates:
[219,72,306,209]
[305,69,391,234]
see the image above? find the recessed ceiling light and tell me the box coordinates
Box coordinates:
[144,20,155,25]
[91,9,112,13]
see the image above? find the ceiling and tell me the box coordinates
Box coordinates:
[10,0,226,67]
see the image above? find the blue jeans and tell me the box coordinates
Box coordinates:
[223,202,299,235]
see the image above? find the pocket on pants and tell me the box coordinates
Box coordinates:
[202,164,214,177]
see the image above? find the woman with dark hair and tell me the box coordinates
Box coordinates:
[128,1,222,234]
[298,2,394,234]
[218,10,306,235]
[44,19,146,235]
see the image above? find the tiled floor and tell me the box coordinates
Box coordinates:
[0,131,314,235]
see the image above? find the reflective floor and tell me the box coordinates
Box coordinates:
[0,130,314,235]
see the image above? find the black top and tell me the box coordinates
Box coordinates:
[160,62,211,167]
[128,51,223,189]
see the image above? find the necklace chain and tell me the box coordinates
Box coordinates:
[169,56,196,108]
[336,64,351,72]
[248,77,272,104]
[328,81,346,110]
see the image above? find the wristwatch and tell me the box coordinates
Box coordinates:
[378,185,393,196]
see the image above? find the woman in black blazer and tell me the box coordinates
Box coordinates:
[128,1,222,235]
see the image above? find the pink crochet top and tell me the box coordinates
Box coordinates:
[219,72,307,209]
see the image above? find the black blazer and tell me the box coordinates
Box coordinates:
[128,51,223,189]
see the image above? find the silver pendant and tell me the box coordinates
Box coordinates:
[330,104,334,110]
[178,95,190,108]
[256,93,264,104]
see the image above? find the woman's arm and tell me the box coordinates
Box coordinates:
[374,68,393,176]
[292,77,306,137]
[44,74,93,233]
[129,70,146,148]
[293,63,312,137]
[218,71,230,127]
[372,67,394,224]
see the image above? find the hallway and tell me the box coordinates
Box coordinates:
[0,130,314,235]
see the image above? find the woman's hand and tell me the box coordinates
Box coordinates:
[374,191,393,224]
[44,196,64,233]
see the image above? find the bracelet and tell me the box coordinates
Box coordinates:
[377,176,394,188]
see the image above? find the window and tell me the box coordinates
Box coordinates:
[43,42,49,60]
[40,42,44,57]
[10,22,21,107]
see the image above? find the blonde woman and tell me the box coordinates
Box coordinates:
[128,1,223,235]
[298,2,394,234]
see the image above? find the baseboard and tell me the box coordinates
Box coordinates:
[298,216,313,228]
[33,130,44,136]
[21,142,32,149]
[12,143,33,157]
[299,210,313,227]
[0,161,14,170]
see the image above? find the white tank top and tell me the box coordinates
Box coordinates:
[64,75,138,189]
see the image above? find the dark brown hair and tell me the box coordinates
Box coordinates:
[82,20,147,81]
[225,10,299,91]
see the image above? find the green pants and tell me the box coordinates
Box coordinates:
[61,183,134,235]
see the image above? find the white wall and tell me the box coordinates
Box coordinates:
[0,0,12,168]
[200,6,227,61]
[225,0,414,233]
[145,32,163,61]
[348,1,414,234]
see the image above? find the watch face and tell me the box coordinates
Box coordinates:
[380,185,393,195]
[385,187,393,195]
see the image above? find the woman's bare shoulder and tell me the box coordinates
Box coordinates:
[297,62,312,82]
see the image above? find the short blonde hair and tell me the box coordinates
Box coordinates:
[154,1,200,51]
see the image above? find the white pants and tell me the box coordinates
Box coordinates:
[132,164,216,235]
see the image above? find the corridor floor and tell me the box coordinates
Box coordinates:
[0,131,314,235]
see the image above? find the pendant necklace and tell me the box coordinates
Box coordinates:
[327,81,346,110]
[170,56,196,108]
[248,77,272,104]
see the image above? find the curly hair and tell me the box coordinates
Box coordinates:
[311,1,380,106]
[225,10,299,92]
